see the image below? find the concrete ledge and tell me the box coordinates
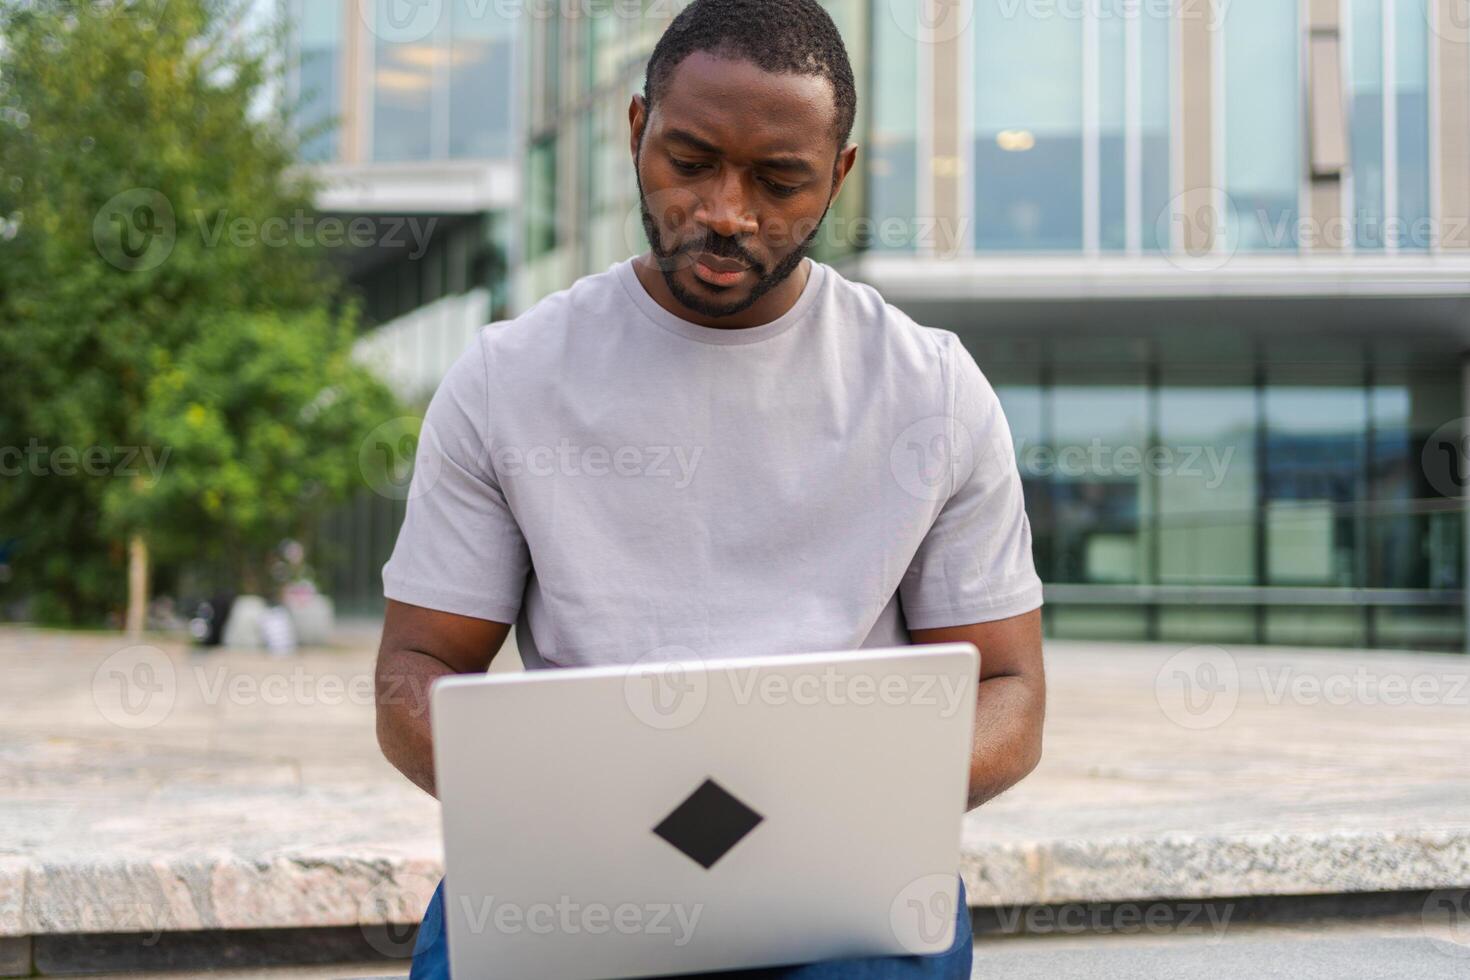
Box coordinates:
[4,853,442,937]
[961,829,1470,907]
[4,828,1468,937]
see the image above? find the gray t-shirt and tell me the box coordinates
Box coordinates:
[381,255,1043,669]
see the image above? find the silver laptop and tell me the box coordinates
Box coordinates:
[430,642,978,980]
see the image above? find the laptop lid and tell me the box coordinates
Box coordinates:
[430,642,978,980]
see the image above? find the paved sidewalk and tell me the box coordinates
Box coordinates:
[2,625,1468,946]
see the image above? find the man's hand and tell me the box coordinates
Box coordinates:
[375,599,513,798]
[911,608,1044,811]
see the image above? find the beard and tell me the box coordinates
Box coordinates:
[635,143,832,319]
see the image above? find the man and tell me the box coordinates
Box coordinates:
[375,1,1045,976]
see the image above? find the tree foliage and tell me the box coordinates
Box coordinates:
[0,1,400,623]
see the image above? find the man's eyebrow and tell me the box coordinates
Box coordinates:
[663,128,819,179]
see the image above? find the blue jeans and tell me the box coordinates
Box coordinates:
[408,875,972,979]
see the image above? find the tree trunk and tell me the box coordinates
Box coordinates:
[125,533,149,637]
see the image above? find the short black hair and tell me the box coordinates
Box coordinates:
[642,0,857,150]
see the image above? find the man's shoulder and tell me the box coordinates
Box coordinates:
[474,261,627,356]
[818,259,956,366]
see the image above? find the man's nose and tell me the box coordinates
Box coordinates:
[695,170,758,240]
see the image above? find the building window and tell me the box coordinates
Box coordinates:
[1049,366,1152,585]
[971,0,1171,253]
[866,0,919,251]
[1221,0,1301,251]
[450,0,515,159]
[1157,371,1259,586]
[1347,0,1432,250]
[373,34,438,162]
[527,135,559,260]
[973,0,1084,250]
[287,0,341,163]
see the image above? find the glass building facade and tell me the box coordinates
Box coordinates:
[287,0,1470,648]
[969,334,1464,650]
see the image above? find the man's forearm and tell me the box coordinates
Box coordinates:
[375,648,455,798]
[965,673,1044,810]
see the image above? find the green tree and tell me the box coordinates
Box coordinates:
[128,306,398,594]
[0,1,398,626]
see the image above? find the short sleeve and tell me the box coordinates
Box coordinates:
[380,331,531,623]
[898,333,1044,630]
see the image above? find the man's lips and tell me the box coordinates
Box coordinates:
[690,251,753,287]
[692,251,749,273]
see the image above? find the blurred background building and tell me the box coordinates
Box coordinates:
[291,0,1470,652]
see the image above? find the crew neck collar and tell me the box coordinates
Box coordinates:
[615,255,826,346]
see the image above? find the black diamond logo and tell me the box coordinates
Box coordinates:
[653,778,764,869]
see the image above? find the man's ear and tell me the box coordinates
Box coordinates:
[830,143,859,200]
[629,94,648,163]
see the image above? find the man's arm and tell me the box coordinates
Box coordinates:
[910,607,1044,811]
[375,598,514,798]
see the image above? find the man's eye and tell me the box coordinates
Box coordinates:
[762,179,800,198]
[670,158,707,174]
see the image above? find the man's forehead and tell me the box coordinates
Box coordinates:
[652,51,839,152]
